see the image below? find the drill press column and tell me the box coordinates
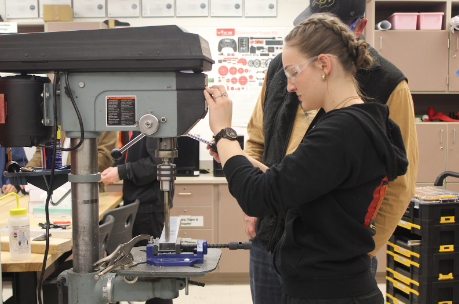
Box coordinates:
[71,138,99,273]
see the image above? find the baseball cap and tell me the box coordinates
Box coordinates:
[293,0,366,25]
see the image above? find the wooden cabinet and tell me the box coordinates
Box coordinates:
[366,0,453,93]
[416,123,447,182]
[217,185,250,273]
[416,123,459,186]
[174,181,250,275]
[376,31,448,91]
[172,184,216,243]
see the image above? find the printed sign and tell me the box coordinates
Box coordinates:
[180,215,204,227]
[0,22,18,33]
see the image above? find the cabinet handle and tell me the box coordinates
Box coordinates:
[440,129,443,144]
[457,37,458,51]
[379,37,382,51]
[178,193,192,196]
[454,129,456,143]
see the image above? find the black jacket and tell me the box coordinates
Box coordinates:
[116,132,166,213]
[225,103,408,299]
[256,44,407,252]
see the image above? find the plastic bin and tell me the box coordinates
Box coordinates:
[388,13,419,30]
[417,12,444,30]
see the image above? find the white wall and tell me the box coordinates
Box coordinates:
[0,0,309,163]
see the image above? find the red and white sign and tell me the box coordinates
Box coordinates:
[216,28,235,36]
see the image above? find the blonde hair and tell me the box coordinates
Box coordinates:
[285,13,373,75]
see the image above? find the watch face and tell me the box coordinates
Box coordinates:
[225,127,237,139]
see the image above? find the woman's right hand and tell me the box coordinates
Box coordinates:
[207,143,221,163]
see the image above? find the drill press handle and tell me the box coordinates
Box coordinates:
[111,133,146,160]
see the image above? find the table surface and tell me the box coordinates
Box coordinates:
[1,192,123,272]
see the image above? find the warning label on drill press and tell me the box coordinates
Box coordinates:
[106,96,136,126]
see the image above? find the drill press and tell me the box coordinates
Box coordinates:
[0,25,250,303]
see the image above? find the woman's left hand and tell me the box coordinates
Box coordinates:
[204,85,232,135]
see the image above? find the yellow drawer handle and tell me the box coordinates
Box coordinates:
[440,245,454,252]
[388,242,420,258]
[440,216,455,223]
[386,293,407,304]
[386,277,419,296]
[387,267,419,286]
[388,251,420,268]
[398,220,421,230]
[439,273,454,280]
[439,302,452,304]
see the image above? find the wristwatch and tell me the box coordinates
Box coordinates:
[214,127,238,144]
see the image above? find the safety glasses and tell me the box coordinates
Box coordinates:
[349,17,363,31]
[284,54,338,83]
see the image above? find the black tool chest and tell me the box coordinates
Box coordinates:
[386,186,459,304]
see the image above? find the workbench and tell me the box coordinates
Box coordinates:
[0,191,123,303]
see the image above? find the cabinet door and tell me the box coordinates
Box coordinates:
[416,123,447,182]
[449,31,459,91]
[218,185,250,273]
[447,123,459,173]
[377,31,448,92]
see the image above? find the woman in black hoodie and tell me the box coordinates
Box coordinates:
[204,13,408,304]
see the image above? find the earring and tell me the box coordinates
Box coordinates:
[322,74,327,81]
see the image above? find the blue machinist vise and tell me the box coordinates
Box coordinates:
[146,238,208,266]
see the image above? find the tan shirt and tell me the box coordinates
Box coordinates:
[245,80,419,255]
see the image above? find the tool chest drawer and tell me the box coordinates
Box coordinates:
[387,248,459,281]
[403,201,458,227]
[170,206,213,229]
[391,225,459,256]
[386,277,459,304]
[174,184,213,206]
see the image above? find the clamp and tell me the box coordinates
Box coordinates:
[93,234,150,279]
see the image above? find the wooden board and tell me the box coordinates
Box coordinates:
[1,251,61,272]
[1,236,72,255]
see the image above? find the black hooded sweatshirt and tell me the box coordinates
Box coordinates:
[223,103,408,299]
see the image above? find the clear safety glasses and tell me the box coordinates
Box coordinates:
[284,54,338,83]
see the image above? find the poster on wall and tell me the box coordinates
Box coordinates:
[207,27,285,126]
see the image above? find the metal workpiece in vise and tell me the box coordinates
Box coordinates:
[146,237,252,266]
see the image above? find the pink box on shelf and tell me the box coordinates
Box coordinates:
[417,12,444,30]
[387,12,419,30]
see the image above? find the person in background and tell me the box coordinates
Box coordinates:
[242,0,419,302]
[205,13,408,303]
[100,131,172,304]
[0,145,28,194]
[26,131,117,192]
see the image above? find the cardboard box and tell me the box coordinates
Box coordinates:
[43,4,73,22]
